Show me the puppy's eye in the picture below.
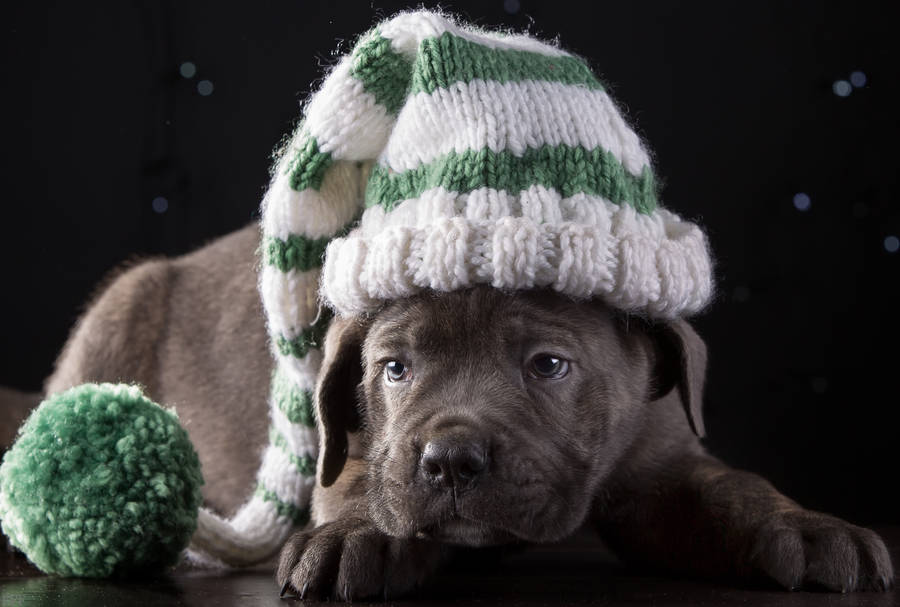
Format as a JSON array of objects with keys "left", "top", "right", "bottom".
[
  {"left": 527, "top": 354, "right": 569, "bottom": 380},
  {"left": 384, "top": 360, "right": 411, "bottom": 383}
]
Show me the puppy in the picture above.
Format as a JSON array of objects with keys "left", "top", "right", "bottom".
[
  {"left": 275, "top": 284, "right": 894, "bottom": 599},
  {"left": 3, "top": 225, "right": 893, "bottom": 598}
]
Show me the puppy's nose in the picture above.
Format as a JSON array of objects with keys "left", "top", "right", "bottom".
[{"left": 419, "top": 433, "right": 488, "bottom": 491}]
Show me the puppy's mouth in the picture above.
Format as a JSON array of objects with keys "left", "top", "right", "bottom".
[{"left": 414, "top": 515, "right": 516, "bottom": 547}]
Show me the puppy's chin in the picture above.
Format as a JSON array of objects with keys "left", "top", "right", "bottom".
[{"left": 414, "top": 518, "right": 515, "bottom": 547}]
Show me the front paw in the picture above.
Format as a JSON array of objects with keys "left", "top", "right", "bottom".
[
  {"left": 749, "top": 510, "right": 893, "bottom": 592},
  {"left": 276, "top": 517, "right": 444, "bottom": 600}
]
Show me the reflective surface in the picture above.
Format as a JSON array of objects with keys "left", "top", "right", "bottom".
[{"left": 2, "top": 526, "right": 897, "bottom": 606}]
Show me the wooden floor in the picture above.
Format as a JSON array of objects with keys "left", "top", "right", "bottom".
[{"left": 1, "top": 526, "right": 897, "bottom": 606}]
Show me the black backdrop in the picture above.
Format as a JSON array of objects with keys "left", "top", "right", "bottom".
[{"left": 2, "top": 1, "right": 898, "bottom": 525}]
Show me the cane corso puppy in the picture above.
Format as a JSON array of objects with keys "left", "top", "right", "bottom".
[
  {"left": 2, "top": 224, "right": 892, "bottom": 598},
  {"left": 275, "top": 281, "right": 893, "bottom": 599}
]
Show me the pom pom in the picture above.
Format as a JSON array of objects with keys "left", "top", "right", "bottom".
[{"left": 0, "top": 383, "right": 203, "bottom": 577}]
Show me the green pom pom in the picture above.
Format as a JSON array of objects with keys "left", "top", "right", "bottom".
[{"left": 0, "top": 383, "right": 203, "bottom": 577}]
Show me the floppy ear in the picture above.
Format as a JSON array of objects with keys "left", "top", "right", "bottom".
[
  {"left": 648, "top": 319, "right": 708, "bottom": 437},
  {"left": 315, "top": 315, "right": 367, "bottom": 487}
]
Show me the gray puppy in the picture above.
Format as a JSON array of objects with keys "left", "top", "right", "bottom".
[
  {"left": 2, "top": 225, "right": 893, "bottom": 599},
  {"left": 278, "top": 281, "right": 894, "bottom": 599}
]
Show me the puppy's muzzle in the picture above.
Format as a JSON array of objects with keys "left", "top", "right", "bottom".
[{"left": 419, "top": 425, "right": 489, "bottom": 492}]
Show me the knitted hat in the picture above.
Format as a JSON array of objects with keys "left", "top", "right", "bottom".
[{"left": 188, "top": 10, "right": 713, "bottom": 566}]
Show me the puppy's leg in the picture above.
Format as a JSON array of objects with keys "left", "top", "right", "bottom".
[
  {"left": 594, "top": 454, "right": 894, "bottom": 591},
  {"left": 277, "top": 458, "right": 449, "bottom": 600}
]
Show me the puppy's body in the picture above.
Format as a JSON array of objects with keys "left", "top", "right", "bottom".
[
  {"left": 4, "top": 225, "right": 892, "bottom": 597},
  {"left": 288, "top": 289, "right": 892, "bottom": 598}
]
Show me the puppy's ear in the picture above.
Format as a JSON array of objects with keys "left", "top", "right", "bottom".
[
  {"left": 649, "top": 319, "right": 707, "bottom": 437},
  {"left": 315, "top": 315, "right": 367, "bottom": 487}
]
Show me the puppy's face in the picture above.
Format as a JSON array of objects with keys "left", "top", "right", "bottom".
[{"left": 316, "top": 286, "right": 701, "bottom": 547}]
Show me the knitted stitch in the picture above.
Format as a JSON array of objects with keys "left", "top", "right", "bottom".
[{"left": 187, "top": 10, "right": 713, "bottom": 566}]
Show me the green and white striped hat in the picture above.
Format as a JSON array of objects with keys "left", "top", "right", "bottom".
[{"left": 189, "top": 10, "right": 713, "bottom": 566}]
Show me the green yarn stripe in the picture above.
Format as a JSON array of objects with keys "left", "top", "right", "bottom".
[
  {"left": 254, "top": 484, "right": 310, "bottom": 525},
  {"left": 269, "top": 427, "right": 316, "bottom": 477},
  {"left": 348, "top": 30, "right": 602, "bottom": 113},
  {"left": 276, "top": 308, "right": 333, "bottom": 360},
  {"left": 351, "top": 33, "right": 414, "bottom": 114},
  {"left": 264, "top": 233, "right": 331, "bottom": 273},
  {"left": 410, "top": 32, "right": 602, "bottom": 96},
  {"left": 285, "top": 136, "right": 332, "bottom": 192},
  {"left": 271, "top": 367, "right": 315, "bottom": 427},
  {"left": 264, "top": 218, "right": 359, "bottom": 273},
  {"left": 365, "top": 144, "right": 658, "bottom": 214}
]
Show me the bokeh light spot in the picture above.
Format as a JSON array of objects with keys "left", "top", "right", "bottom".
[
  {"left": 197, "top": 80, "right": 214, "bottom": 96},
  {"left": 832, "top": 80, "right": 852, "bottom": 97},
  {"left": 503, "top": 0, "right": 521, "bottom": 14},
  {"left": 793, "top": 192, "right": 811, "bottom": 212},
  {"left": 179, "top": 62, "right": 197, "bottom": 79},
  {"left": 152, "top": 196, "right": 168, "bottom": 214},
  {"left": 849, "top": 70, "right": 867, "bottom": 88},
  {"left": 885, "top": 235, "right": 899, "bottom": 254}
]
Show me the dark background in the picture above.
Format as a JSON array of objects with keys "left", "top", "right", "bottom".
[{"left": 2, "top": 1, "right": 897, "bottom": 525}]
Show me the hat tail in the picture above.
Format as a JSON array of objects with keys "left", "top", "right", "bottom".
[
  {"left": 188, "top": 28, "right": 415, "bottom": 567},
  {"left": 260, "top": 28, "right": 414, "bottom": 356}
]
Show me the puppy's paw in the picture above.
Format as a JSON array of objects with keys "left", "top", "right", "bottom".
[
  {"left": 749, "top": 510, "right": 893, "bottom": 592},
  {"left": 276, "top": 517, "right": 444, "bottom": 600}
]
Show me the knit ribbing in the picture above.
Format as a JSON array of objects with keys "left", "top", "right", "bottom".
[{"left": 321, "top": 203, "right": 711, "bottom": 318}]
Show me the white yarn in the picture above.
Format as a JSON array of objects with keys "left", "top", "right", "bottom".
[
  {"left": 386, "top": 80, "right": 651, "bottom": 175},
  {"left": 259, "top": 268, "right": 321, "bottom": 340},
  {"left": 302, "top": 58, "right": 396, "bottom": 160},
  {"left": 255, "top": 445, "right": 314, "bottom": 507},
  {"left": 281, "top": 349, "right": 324, "bottom": 393},
  {"left": 380, "top": 10, "right": 571, "bottom": 58},
  {"left": 361, "top": 185, "right": 625, "bottom": 235},
  {"left": 270, "top": 401, "right": 319, "bottom": 459},
  {"left": 321, "top": 195, "right": 711, "bottom": 318},
  {"left": 262, "top": 162, "right": 365, "bottom": 241},
  {"left": 190, "top": 506, "right": 294, "bottom": 566}
]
